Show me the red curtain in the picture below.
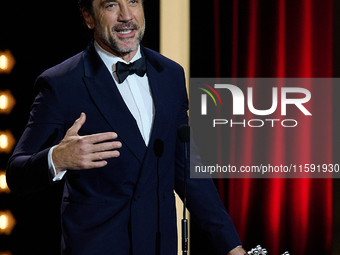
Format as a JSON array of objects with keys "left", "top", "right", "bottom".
[{"left": 213, "top": 0, "right": 333, "bottom": 254}]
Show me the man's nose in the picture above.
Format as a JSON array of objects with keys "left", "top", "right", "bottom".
[{"left": 118, "top": 4, "right": 133, "bottom": 22}]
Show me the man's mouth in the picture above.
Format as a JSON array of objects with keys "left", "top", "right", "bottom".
[
  {"left": 117, "top": 29, "right": 134, "bottom": 34},
  {"left": 115, "top": 22, "right": 138, "bottom": 36}
]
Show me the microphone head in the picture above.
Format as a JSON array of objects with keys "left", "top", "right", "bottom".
[
  {"left": 178, "top": 125, "right": 190, "bottom": 143},
  {"left": 154, "top": 139, "right": 164, "bottom": 158}
]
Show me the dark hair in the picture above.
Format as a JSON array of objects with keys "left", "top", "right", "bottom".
[
  {"left": 79, "top": 0, "right": 145, "bottom": 13},
  {"left": 78, "top": 0, "right": 94, "bottom": 13}
]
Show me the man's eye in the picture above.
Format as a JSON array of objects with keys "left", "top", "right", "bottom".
[{"left": 105, "top": 3, "right": 117, "bottom": 9}]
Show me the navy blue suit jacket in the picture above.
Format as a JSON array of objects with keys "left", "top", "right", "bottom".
[{"left": 7, "top": 42, "right": 241, "bottom": 255}]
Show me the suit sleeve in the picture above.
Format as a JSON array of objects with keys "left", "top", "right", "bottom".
[
  {"left": 173, "top": 68, "right": 242, "bottom": 254},
  {"left": 6, "top": 75, "right": 65, "bottom": 195}
]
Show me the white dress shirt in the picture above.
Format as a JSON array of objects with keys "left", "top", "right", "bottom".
[{"left": 49, "top": 41, "right": 154, "bottom": 181}]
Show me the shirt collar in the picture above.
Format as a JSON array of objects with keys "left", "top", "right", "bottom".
[{"left": 94, "top": 40, "right": 142, "bottom": 74}]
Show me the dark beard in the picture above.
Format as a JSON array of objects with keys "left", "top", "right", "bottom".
[{"left": 96, "top": 20, "right": 145, "bottom": 54}]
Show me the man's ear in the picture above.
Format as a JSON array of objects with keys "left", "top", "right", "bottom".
[{"left": 82, "top": 8, "right": 95, "bottom": 30}]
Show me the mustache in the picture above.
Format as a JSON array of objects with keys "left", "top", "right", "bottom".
[{"left": 114, "top": 21, "right": 139, "bottom": 31}]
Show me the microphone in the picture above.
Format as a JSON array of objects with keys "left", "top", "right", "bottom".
[
  {"left": 154, "top": 139, "right": 164, "bottom": 255},
  {"left": 177, "top": 125, "right": 190, "bottom": 255}
]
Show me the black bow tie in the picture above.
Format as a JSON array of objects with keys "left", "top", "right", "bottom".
[{"left": 115, "top": 57, "right": 147, "bottom": 83}]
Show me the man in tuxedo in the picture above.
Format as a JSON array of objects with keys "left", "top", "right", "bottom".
[{"left": 6, "top": 0, "right": 246, "bottom": 254}]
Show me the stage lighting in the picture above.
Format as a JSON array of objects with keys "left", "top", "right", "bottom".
[
  {"left": 0, "top": 210, "right": 16, "bottom": 235},
  {"left": 0, "top": 50, "right": 15, "bottom": 74},
  {"left": 0, "top": 131, "right": 15, "bottom": 154},
  {"left": 0, "top": 171, "right": 10, "bottom": 194},
  {"left": 0, "top": 251, "right": 12, "bottom": 255},
  {"left": 0, "top": 90, "right": 16, "bottom": 115}
]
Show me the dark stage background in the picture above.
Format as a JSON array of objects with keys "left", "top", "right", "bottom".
[{"left": 0, "top": 0, "right": 338, "bottom": 254}]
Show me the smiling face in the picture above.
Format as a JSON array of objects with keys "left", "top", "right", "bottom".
[{"left": 82, "top": 0, "right": 145, "bottom": 61}]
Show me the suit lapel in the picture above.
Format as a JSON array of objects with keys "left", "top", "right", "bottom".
[
  {"left": 132, "top": 47, "right": 175, "bottom": 197},
  {"left": 147, "top": 57, "right": 174, "bottom": 144},
  {"left": 82, "top": 43, "right": 147, "bottom": 164}
]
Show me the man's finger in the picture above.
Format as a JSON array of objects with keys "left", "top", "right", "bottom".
[
  {"left": 90, "top": 150, "right": 120, "bottom": 162},
  {"left": 83, "top": 132, "right": 118, "bottom": 145},
  {"left": 67, "top": 112, "right": 86, "bottom": 136},
  {"left": 90, "top": 141, "right": 122, "bottom": 154},
  {"left": 76, "top": 151, "right": 120, "bottom": 170}
]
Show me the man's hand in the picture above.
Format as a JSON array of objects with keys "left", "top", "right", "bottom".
[
  {"left": 227, "top": 246, "right": 247, "bottom": 255},
  {"left": 52, "top": 112, "right": 121, "bottom": 173}
]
